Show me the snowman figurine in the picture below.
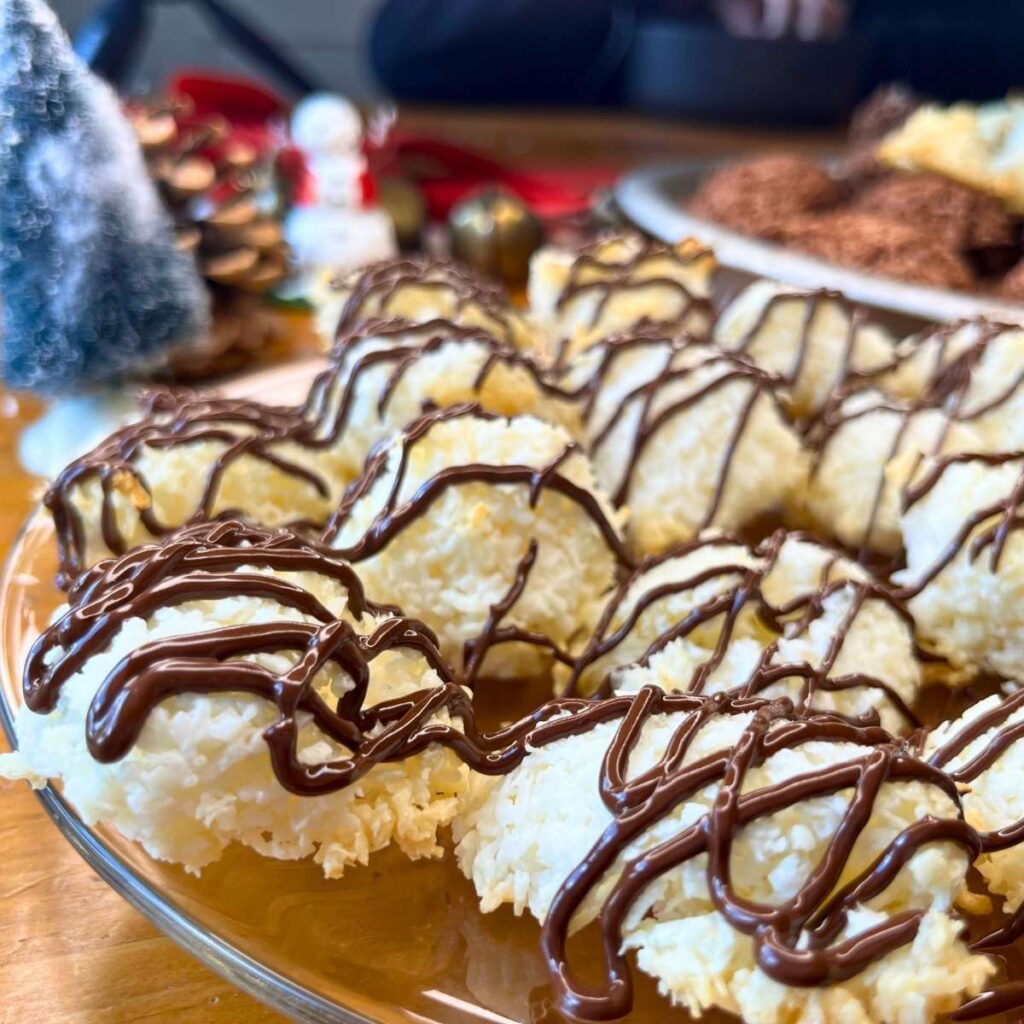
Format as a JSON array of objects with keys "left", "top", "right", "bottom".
[{"left": 284, "top": 93, "right": 395, "bottom": 292}]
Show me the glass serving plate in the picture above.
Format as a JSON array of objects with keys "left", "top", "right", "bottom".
[
  {"left": 0, "top": 361, "right": 720, "bottom": 1024},
  {"left": 1, "top": 361, "right": 1019, "bottom": 1024}
]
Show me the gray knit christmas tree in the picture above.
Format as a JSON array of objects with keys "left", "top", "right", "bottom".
[{"left": 0, "top": 0, "right": 210, "bottom": 394}]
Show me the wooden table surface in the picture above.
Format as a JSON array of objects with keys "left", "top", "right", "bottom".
[{"left": 0, "top": 109, "right": 832, "bottom": 1024}]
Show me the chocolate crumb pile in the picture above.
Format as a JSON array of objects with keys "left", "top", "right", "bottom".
[
  {"left": 689, "top": 153, "right": 844, "bottom": 240},
  {"left": 689, "top": 89, "right": 1024, "bottom": 296},
  {"left": 781, "top": 210, "right": 975, "bottom": 290}
]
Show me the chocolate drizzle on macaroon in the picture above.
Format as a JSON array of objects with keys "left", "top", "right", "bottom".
[
  {"left": 802, "top": 318, "right": 1024, "bottom": 562},
  {"left": 726, "top": 287, "right": 896, "bottom": 398},
  {"left": 555, "top": 235, "right": 714, "bottom": 317},
  {"left": 538, "top": 690, "right": 978, "bottom": 1021},
  {"left": 548, "top": 235, "right": 715, "bottom": 364},
  {"left": 46, "top": 318, "right": 567, "bottom": 587},
  {"left": 897, "top": 451, "right": 1024, "bottom": 595},
  {"left": 311, "top": 314, "right": 572, "bottom": 443},
  {"left": 565, "top": 529, "right": 920, "bottom": 729},
  {"left": 45, "top": 389, "right": 331, "bottom": 587},
  {"left": 323, "top": 402, "right": 629, "bottom": 563},
  {"left": 26, "top": 519, "right": 603, "bottom": 791},
  {"left": 926, "top": 686, "right": 1024, "bottom": 856},
  {"left": 567, "top": 326, "right": 790, "bottom": 516},
  {"left": 329, "top": 256, "right": 528, "bottom": 347},
  {"left": 922, "top": 688, "right": 1024, "bottom": 1021},
  {"left": 22, "top": 518, "right": 998, "bottom": 1021},
  {"left": 905, "top": 318, "right": 1024, "bottom": 422},
  {"left": 323, "top": 402, "right": 632, "bottom": 678},
  {"left": 804, "top": 387, "right": 952, "bottom": 561}
]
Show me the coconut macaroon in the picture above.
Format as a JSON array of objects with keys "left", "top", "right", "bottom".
[
  {"left": 562, "top": 534, "right": 761, "bottom": 696},
  {"left": 454, "top": 686, "right": 990, "bottom": 1024},
  {"left": 883, "top": 319, "right": 1024, "bottom": 452},
  {"left": 895, "top": 451, "right": 1024, "bottom": 679},
  {"left": 528, "top": 232, "right": 715, "bottom": 363},
  {"left": 305, "top": 316, "right": 580, "bottom": 480},
  {"left": 925, "top": 689, "right": 1024, "bottom": 917},
  {"left": 314, "top": 255, "right": 538, "bottom": 354},
  {"left": 714, "top": 280, "right": 898, "bottom": 418},
  {"left": 561, "top": 327, "right": 808, "bottom": 556},
  {"left": 0, "top": 521, "right": 470, "bottom": 877},
  {"left": 566, "top": 531, "right": 921, "bottom": 734},
  {"left": 882, "top": 320, "right": 997, "bottom": 402},
  {"left": 48, "top": 319, "right": 578, "bottom": 584},
  {"left": 323, "top": 403, "right": 629, "bottom": 680},
  {"left": 46, "top": 389, "right": 349, "bottom": 585},
  {"left": 799, "top": 388, "right": 982, "bottom": 557}
]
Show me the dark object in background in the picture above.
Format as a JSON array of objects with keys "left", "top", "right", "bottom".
[
  {"left": 72, "top": 0, "right": 145, "bottom": 83},
  {"left": 371, "top": 0, "right": 634, "bottom": 105},
  {"left": 372, "top": 0, "right": 1024, "bottom": 123},
  {"left": 370, "top": 0, "right": 851, "bottom": 111},
  {"left": 74, "top": 0, "right": 323, "bottom": 94},
  {"left": 620, "top": 18, "right": 869, "bottom": 123},
  {"left": 711, "top": 0, "right": 849, "bottom": 40},
  {"left": 859, "top": 0, "right": 1024, "bottom": 104}
]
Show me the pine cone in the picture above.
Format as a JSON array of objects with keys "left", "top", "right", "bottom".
[
  {"left": 128, "top": 99, "right": 290, "bottom": 377},
  {"left": 160, "top": 290, "right": 281, "bottom": 382},
  {"left": 130, "top": 99, "right": 289, "bottom": 293}
]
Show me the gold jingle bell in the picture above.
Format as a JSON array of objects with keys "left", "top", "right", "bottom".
[{"left": 449, "top": 188, "right": 544, "bottom": 286}]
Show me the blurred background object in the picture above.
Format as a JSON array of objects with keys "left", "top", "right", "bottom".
[
  {"left": 15, "top": 0, "right": 1024, "bottom": 403},
  {"left": 282, "top": 92, "right": 396, "bottom": 292},
  {"left": 55, "top": 0, "right": 374, "bottom": 97},
  {"left": 449, "top": 188, "right": 544, "bottom": 285},
  {"left": 70, "top": 0, "right": 325, "bottom": 93},
  {"left": 123, "top": 72, "right": 298, "bottom": 378},
  {"left": 0, "top": 0, "right": 210, "bottom": 395},
  {"left": 53, "top": 0, "right": 1024, "bottom": 123}
]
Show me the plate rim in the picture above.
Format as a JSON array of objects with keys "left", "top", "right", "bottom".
[{"left": 614, "top": 159, "right": 1024, "bottom": 326}]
